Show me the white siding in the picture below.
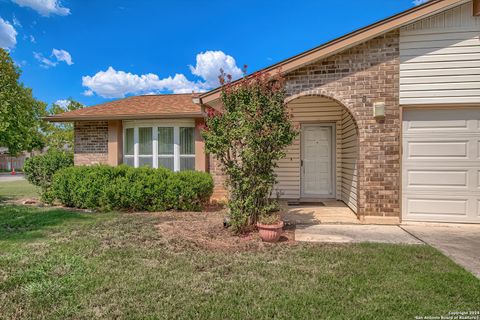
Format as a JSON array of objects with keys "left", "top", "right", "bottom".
[
  {"left": 400, "top": 1, "right": 480, "bottom": 105},
  {"left": 275, "top": 96, "right": 342, "bottom": 199},
  {"left": 341, "top": 110, "right": 358, "bottom": 213},
  {"left": 275, "top": 96, "right": 358, "bottom": 213}
]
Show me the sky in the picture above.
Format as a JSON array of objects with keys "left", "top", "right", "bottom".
[{"left": 0, "top": 0, "right": 427, "bottom": 109}]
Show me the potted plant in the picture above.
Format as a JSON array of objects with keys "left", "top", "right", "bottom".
[{"left": 257, "top": 213, "right": 284, "bottom": 243}]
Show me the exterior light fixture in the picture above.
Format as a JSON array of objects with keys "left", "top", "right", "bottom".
[{"left": 373, "top": 102, "right": 385, "bottom": 119}]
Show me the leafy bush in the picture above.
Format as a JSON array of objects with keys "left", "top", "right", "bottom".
[
  {"left": 202, "top": 69, "right": 297, "bottom": 233},
  {"left": 50, "top": 165, "right": 214, "bottom": 212},
  {"left": 23, "top": 149, "right": 73, "bottom": 200}
]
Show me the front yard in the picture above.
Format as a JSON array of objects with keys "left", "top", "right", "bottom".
[{"left": 0, "top": 180, "right": 479, "bottom": 319}]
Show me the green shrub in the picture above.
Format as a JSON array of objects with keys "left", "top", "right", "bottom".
[
  {"left": 23, "top": 149, "right": 73, "bottom": 200},
  {"left": 50, "top": 165, "right": 214, "bottom": 212}
]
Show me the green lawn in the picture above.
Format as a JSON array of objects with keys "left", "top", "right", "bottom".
[
  {"left": 0, "top": 179, "right": 39, "bottom": 201},
  {"left": 0, "top": 205, "right": 479, "bottom": 319}
]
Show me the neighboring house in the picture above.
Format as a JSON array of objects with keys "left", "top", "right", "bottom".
[
  {"left": 46, "top": 0, "right": 480, "bottom": 224},
  {"left": 0, "top": 148, "right": 31, "bottom": 171}
]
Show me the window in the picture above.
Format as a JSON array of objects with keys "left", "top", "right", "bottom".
[
  {"left": 180, "top": 127, "right": 195, "bottom": 171},
  {"left": 123, "top": 122, "right": 196, "bottom": 171},
  {"left": 124, "top": 128, "right": 134, "bottom": 167},
  {"left": 138, "top": 127, "right": 153, "bottom": 167},
  {"left": 158, "top": 127, "right": 174, "bottom": 170}
]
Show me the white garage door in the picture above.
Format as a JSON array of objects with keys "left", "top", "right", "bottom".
[{"left": 402, "top": 108, "right": 480, "bottom": 223}]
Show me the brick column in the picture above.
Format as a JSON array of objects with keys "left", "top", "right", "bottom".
[
  {"left": 108, "top": 120, "right": 123, "bottom": 166},
  {"left": 194, "top": 118, "right": 208, "bottom": 172}
]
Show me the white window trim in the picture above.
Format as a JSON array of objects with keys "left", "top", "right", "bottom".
[{"left": 123, "top": 120, "right": 195, "bottom": 172}]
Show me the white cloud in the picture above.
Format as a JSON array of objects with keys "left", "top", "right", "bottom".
[
  {"left": 33, "top": 51, "right": 57, "bottom": 68},
  {"left": 12, "top": 0, "right": 70, "bottom": 17},
  {"left": 81, "top": 67, "right": 204, "bottom": 98},
  {"left": 82, "top": 50, "right": 243, "bottom": 98},
  {"left": 12, "top": 15, "right": 22, "bottom": 27},
  {"left": 189, "top": 50, "right": 243, "bottom": 87},
  {"left": 29, "top": 35, "right": 35, "bottom": 43},
  {"left": 0, "top": 18, "right": 17, "bottom": 50},
  {"left": 54, "top": 99, "right": 70, "bottom": 109},
  {"left": 413, "top": 0, "right": 428, "bottom": 5},
  {"left": 34, "top": 48, "right": 73, "bottom": 68},
  {"left": 52, "top": 48, "right": 73, "bottom": 65}
]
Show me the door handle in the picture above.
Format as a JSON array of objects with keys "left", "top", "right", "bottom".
[{"left": 301, "top": 160, "right": 303, "bottom": 167}]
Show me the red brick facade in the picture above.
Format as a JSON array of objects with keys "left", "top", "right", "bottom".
[
  {"left": 74, "top": 121, "right": 109, "bottom": 165},
  {"left": 284, "top": 31, "right": 400, "bottom": 218},
  {"left": 210, "top": 31, "right": 401, "bottom": 219},
  {"left": 209, "top": 155, "right": 228, "bottom": 200}
]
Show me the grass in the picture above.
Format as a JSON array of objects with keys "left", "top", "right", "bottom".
[
  {"left": 0, "top": 179, "right": 39, "bottom": 201},
  {"left": 0, "top": 205, "right": 479, "bottom": 319}
]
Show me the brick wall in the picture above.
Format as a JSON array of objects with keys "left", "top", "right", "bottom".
[
  {"left": 209, "top": 155, "right": 228, "bottom": 201},
  {"left": 74, "top": 121, "right": 109, "bottom": 165},
  {"left": 284, "top": 31, "right": 400, "bottom": 218}
]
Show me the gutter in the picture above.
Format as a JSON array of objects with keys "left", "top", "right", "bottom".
[{"left": 43, "top": 112, "right": 205, "bottom": 122}]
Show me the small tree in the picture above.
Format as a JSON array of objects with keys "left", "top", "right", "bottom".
[
  {"left": 0, "top": 48, "right": 46, "bottom": 155},
  {"left": 44, "top": 98, "right": 85, "bottom": 150},
  {"left": 202, "top": 69, "right": 297, "bottom": 233}
]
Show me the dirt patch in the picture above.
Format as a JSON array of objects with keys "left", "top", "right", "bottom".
[{"left": 152, "top": 209, "right": 296, "bottom": 252}]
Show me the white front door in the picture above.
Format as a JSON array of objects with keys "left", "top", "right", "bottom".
[{"left": 301, "top": 124, "right": 334, "bottom": 198}]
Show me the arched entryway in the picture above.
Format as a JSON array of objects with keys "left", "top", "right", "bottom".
[{"left": 275, "top": 94, "right": 359, "bottom": 216}]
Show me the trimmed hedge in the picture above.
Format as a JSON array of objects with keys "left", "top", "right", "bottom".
[
  {"left": 49, "top": 165, "right": 214, "bottom": 212},
  {"left": 23, "top": 150, "right": 74, "bottom": 200}
]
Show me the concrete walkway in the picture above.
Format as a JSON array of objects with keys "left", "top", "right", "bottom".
[
  {"left": 295, "top": 223, "right": 480, "bottom": 278},
  {"left": 295, "top": 224, "right": 423, "bottom": 244},
  {"left": 0, "top": 173, "right": 25, "bottom": 182},
  {"left": 402, "top": 224, "right": 480, "bottom": 278}
]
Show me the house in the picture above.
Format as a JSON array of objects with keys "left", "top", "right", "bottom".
[{"left": 46, "top": 0, "right": 480, "bottom": 224}]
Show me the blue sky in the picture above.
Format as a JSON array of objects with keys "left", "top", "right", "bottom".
[{"left": 0, "top": 0, "right": 424, "bottom": 109}]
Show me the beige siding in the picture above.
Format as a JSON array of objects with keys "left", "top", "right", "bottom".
[
  {"left": 399, "top": 1, "right": 480, "bottom": 105},
  {"left": 340, "top": 110, "right": 358, "bottom": 213},
  {"left": 275, "top": 96, "right": 357, "bottom": 213}
]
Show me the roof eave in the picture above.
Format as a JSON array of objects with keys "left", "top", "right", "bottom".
[
  {"left": 199, "top": 0, "right": 467, "bottom": 105},
  {"left": 43, "top": 112, "right": 205, "bottom": 122}
]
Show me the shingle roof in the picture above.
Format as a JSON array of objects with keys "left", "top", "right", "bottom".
[{"left": 45, "top": 93, "right": 202, "bottom": 122}]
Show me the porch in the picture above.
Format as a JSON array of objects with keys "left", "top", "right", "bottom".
[
  {"left": 280, "top": 200, "right": 360, "bottom": 225},
  {"left": 274, "top": 94, "right": 359, "bottom": 223}
]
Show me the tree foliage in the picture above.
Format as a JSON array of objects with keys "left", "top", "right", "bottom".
[
  {"left": 0, "top": 48, "right": 46, "bottom": 155},
  {"left": 202, "top": 69, "right": 298, "bottom": 233},
  {"left": 44, "top": 98, "right": 84, "bottom": 150},
  {"left": 23, "top": 149, "right": 74, "bottom": 201}
]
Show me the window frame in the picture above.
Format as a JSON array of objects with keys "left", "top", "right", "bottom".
[
  {"left": 123, "top": 127, "right": 135, "bottom": 166},
  {"left": 179, "top": 127, "right": 196, "bottom": 171},
  {"left": 123, "top": 120, "right": 196, "bottom": 172}
]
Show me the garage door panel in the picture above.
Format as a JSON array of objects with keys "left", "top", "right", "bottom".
[
  {"left": 403, "top": 108, "right": 480, "bottom": 223},
  {"left": 403, "top": 195, "right": 479, "bottom": 223},
  {"left": 403, "top": 167, "right": 479, "bottom": 191},
  {"left": 406, "top": 170, "right": 468, "bottom": 188},
  {"left": 405, "top": 118, "right": 468, "bottom": 131},
  {"left": 403, "top": 109, "right": 480, "bottom": 133},
  {"left": 407, "top": 198, "right": 468, "bottom": 216},
  {"left": 407, "top": 140, "right": 468, "bottom": 159}
]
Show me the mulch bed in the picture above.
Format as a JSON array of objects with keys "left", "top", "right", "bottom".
[
  {"left": 152, "top": 206, "right": 296, "bottom": 252},
  {"left": 8, "top": 196, "right": 297, "bottom": 252}
]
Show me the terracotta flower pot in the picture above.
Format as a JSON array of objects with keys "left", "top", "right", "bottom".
[{"left": 257, "top": 221, "right": 284, "bottom": 243}]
